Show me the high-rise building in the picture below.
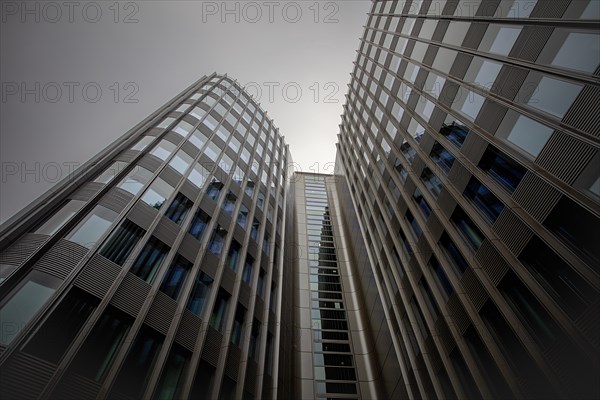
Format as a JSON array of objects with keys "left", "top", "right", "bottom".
[
  {"left": 334, "top": 0, "right": 599, "bottom": 399},
  {"left": 1, "top": 1, "right": 599, "bottom": 399},
  {"left": 0, "top": 73, "right": 292, "bottom": 400}
]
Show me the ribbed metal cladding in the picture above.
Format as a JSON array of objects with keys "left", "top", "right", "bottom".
[
  {"left": 0, "top": 352, "right": 56, "bottom": 400},
  {"left": 73, "top": 254, "right": 121, "bottom": 298},
  {"left": 0, "top": 233, "right": 47, "bottom": 266},
  {"left": 32, "top": 239, "right": 88, "bottom": 279},
  {"left": 51, "top": 372, "right": 101, "bottom": 400}
]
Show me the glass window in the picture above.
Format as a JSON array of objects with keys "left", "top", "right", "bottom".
[
  {"left": 251, "top": 219, "right": 260, "bottom": 240},
  {"left": 525, "top": 75, "right": 582, "bottom": 118},
  {"left": 150, "top": 139, "right": 177, "bottom": 161},
  {"left": 519, "top": 236, "right": 597, "bottom": 320},
  {"left": 500, "top": 112, "right": 553, "bottom": 157},
  {"left": 160, "top": 256, "right": 191, "bottom": 300},
  {"left": 478, "top": 145, "right": 526, "bottom": 192},
  {"left": 543, "top": 196, "right": 600, "bottom": 268},
  {"left": 237, "top": 204, "right": 249, "bottom": 229},
  {"left": 172, "top": 121, "right": 194, "bottom": 138},
  {"left": 0, "top": 270, "right": 61, "bottom": 345},
  {"left": 155, "top": 344, "right": 190, "bottom": 400},
  {"left": 443, "top": 21, "right": 470, "bottom": 46},
  {"left": 186, "top": 271, "right": 213, "bottom": 316},
  {"left": 242, "top": 256, "right": 254, "bottom": 284},
  {"left": 65, "top": 205, "right": 118, "bottom": 248},
  {"left": 421, "top": 167, "right": 443, "bottom": 197},
  {"left": 188, "top": 163, "right": 210, "bottom": 189},
  {"left": 24, "top": 287, "right": 98, "bottom": 364},
  {"left": 406, "top": 210, "right": 423, "bottom": 238},
  {"left": 204, "top": 142, "right": 220, "bottom": 162},
  {"left": 463, "top": 177, "right": 505, "bottom": 222},
  {"left": 70, "top": 306, "right": 131, "bottom": 382},
  {"left": 433, "top": 47, "right": 458, "bottom": 74},
  {"left": 413, "top": 187, "right": 432, "bottom": 218},
  {"left": 94, "top": 161, "right": 129, "bottom": 184},
  {"left": 188, "top": 208, "right": 211, "bottom": 240},
  {"left": 429, "top": 255, "right": 454, "bottom": 296},
  {"left": 479, "top": 25, "right": 522, "bottom": 56},
  {"left": 210, "top": 290, "right": 230, "bottom": 331},
  {"left": 430, "top": 142, "right": 455, "bottom": 173},
  {"left": 99, "top": 220, "right": 145, "bottom": 265},
  {"left": 465, "top": 58, "right": 503, "bottom": 90},
  {"left": 453, "top": 89, "right": 485, "bottom": 121},
  {"left": 140, "top": 177, "right": 174, "bottom": 210},
  {"left": 111, "top": 326, "right": 163, "bottom": 399},
  {"left": 165, "top": 193, "right": 193, "bottom": 225},
  {"left": 257, "top": 191, "right": 265, "bottom": 210},
  {"left": 225, "top": 241, "right": 241, "bottom": 271},
  {"left": 117, "top": 166, "right": 153, "bottom": 195},
  {"left": 439, "top": 232, "right": 469, "bottom": 274},
  {"left": 548, "top": 31, "right": 600, "bottom": 73},
  {"left": 130, "top": 237, "right": 169, "bottom": 283},
  {"left": 189, "top": 129, "right": 208, "bottom": 149},
  {"left": 494, "top": 0, "right": 537, "bottom": 18},
  {"left": 222, "top": 192, "right": 237, "bottom": 215},
  {"left": 440, "top": 120, "right": 469, "bottom": 148},
  {"left": 35, "top": 200, "right": 86, "bottom": 235},
  {"left": 451, "top": 207, "right": 484, "bottom": 250},
  {"left": 169, "top": 150, "right": 193, "bottom": 175},
  {"left": 206, "top": 179, "right": 223, "bottom": 201},
  {"left": 257, "top": 270, "right": 265, "bottom": 298},
  {"left": 131, "top": 136, "right": 154, "bottom": 151},
  {"left": 157, "top": 117, "right": 175, "bottom": 129},
  {"left": 208, "top": 225, "right": 227, "bottom": 255},
  {"left": 231, "top": 307, "right": 246, "bottom": 346}
]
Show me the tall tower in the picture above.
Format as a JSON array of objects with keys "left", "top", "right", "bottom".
[
  {"left": 334, "top": 0, "right": 600, "bottom": 399},
  {"left": 0, "top": 73, "right": 292, "bottom": 400}
]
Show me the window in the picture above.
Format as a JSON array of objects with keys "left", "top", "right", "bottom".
[
  {"left": 395, "top": 158, "right": 408, "bottom": 182},
  {"left": 117, "top": 166, "right": 153, "bottom": 195},
  {"left": 156, "top": 344, "right": 190, "bottom": 400},
  {"left": 150, "top": 139, "right": 177, "bottom": 161},
  {"left": 251, "top": 219, "right": 260, "bottom": 240},
  {"left": 412, "top": 187, "right": 432, "bottom": 218},
  {"left": 463, "top": 177, "right": 505, "bottom": 222},
  {"left": 406, "top": 210, "right": 423, "bottom": 238},
  {"left": 208, "top": 225, "right": 227, "bottom": 255},
  {"left": 499, "top": 112, "right": 553, "bottom": 157},
  {"left": 0, "top": 270, "right": 61, "bottom": 345},
  {"left": 429, "top": 255, "right": 454, "bottom": 296},
  {"left": 209, "top": 290, "right": 230, "bottom": 331},
  {"left": 439, "top": 232, "right": 469, "bottom": 274},
  {"left": 111, "top": 326, "right": 163, "bottom": 398},
  {"left": 188, "top": 208, "right": 211, "bottom": 240},
  {"left": 160, "top": 256, "right": 191, "bottom": 300},
  {"left": 206, "top": 179, "right": 223, "bottom": 201},
  {"left": 257, "top": 191, "right": 265, "bottom": 210},
  {"left": 421, "top": 167, "right": 443, "bottom": 197},
  {"left": 99, "top": 220, "right": 145, "bottom": 265},
  {"left": 453, "top": 89, "right": 485, "bottom": 121},
  {"left": 130, "top": 237, "right": 169, "bottom": 283},
  {"left": 430, "top": 142, "right": 455, "bottom": 173},
  {"left": 478, "top": 145, "right": 526, "bottom": 192},
  {"left": 165, "top": 193, "right": 193, "bottom": 225},
  {"left": 131, "top": 136, "right": 154, "bottom": 151},
  {"left": 140, "top": 177, "right": 174, "bottom": 210},
  {"left": 245, "top": 180, "right": 255, "bottom": 198},
  {"left": 157, "top": 117, "right": 175, "bottom": 129},
  {"left": 188, "top": 163, "right": 210, "bottom": 189},
  {"left": 451, "top": 207, "right": 484, "bottom": 250},
  {"left": 237, "top": 204, "right": 249, "bottom": 229},
  {"left": 186, "top": 271, "right": 213, "bottom": 316},
  {"left": 400, "top": 140, "right": 416, "bottom": 164},
  {"left": 94, "top": 161, "right": 128, "bottom": 184},
  {"left": 204, "top": 142, "right": 220, "bottom": 162},
  {"left": 242, "top": 256, "right": 254, "bottom": 284},
  {"left": 221, "top": 191, "right": 237, "bottom": 215},
  {"left": 248, "top": 319, "right": 261, "bottom": 361},
  {"left": 226, "top": 241, "right": 241, "bottom": 271},
  {"left": 524, "top": 75, "right": 582, "bottom": 118},
  {"left": 257, "top": 270, "right": 265, "bottom": 298},
  {"left": 168, "top": 150, "right": 193, "bottom": 175},
  {"left": 70, "top": 306, "right": 131, "bottom": 382},
  {"left": 65, "top": 205, "right": 118, "bottom": 248},
  {"left": 479, "top": 25, "right": 522, "bottom": 56},
  {"left": 443, "top": 21, "right": 470, "bottom": 46},
  {"left": 263, "top": 233, "right": 271, "bottom": 254},
  {"left": 465, "top": 58, "right": 503, "bottom": 91},
  {"left": 543, "top": 197, "right": 599, "bottom": 269},
  {"left": 24, "top": 287, "right": 98, "bottom": 363},
  {"left": 542, "top": 30, "right": 600, "bottom": 73},
  {"left": 189, "top": 129, "right": 208, "bottom": 149},
  {"left": 172, "top": 121, "right": 194, "bottom": 138},
  {"left": 35, "top": 200, "right": 85, "bottom": 235},
  {"left": 519, "top": 236, "right": 596, "bottom": 320},
  {"left": 231, "top": 306, "right": 246, "bottom": 346},
  {"left": 440, "top": 121, "right": 468, "bottom": 148}
]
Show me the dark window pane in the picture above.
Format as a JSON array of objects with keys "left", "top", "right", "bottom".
[
  {"left": 439, "top": 232, "right": 469, "bottom": 274},
  {"left": 130, "top": 237, "right": 170, "bottom": 282},
  {"left": 430, "top": 141, "right": 455, "bottom": 173},
  {"left": 226, "top": 241, "right": 241, "bottom": 271},
  {"left": 421, "top": 167, "right": 443, "bottom": 197},
  {"left": 186, "top": 272, "right": 213, "bottom": 316},
  {"left": 451, "top": 207, "right": 484, "bottom": 250},
  {"left": 463, "top": 177, "right": 505, "bottom": 222},
  {"left": 413, "top": 187, "right": 432, "bottom": 218},
  {"left": 188, "top": 208, "right": 211, "bottom": 240},
  {"left": 165, "top": 193, "right": 193, "bottom": 225},
  {"left": 155, "top": 344, "right": 190, "bottom": 400},
  {"left": 440, "top": 121, "right": 468, "bottom": 147},
  {"left": 429, "top": 255, "right": 454, "bottom": 296},
  {"left": 478, "top": 145, "right": 526, "bottom": 193},
  {"left": 160, "top": 256, "right": 192, "bottom": 300},
  {"left": 208, "top": 225, "right": 227, "bottom": 255},
  {"left": 100, "top": 220, "right": 145, "bottom": 266}
]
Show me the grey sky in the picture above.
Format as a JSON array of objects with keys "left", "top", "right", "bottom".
[{"left": 0, "top": 0, "right": 371, "bottom": 223}]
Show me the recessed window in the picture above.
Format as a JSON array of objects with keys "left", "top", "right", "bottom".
[
  {"left": 140, "top": 177, "right": 174, "bottom": 210},
  {"left": 172, "top": 121, "right": 194, "bottom": 138},
  {"left": 421, "top": 167, "right": 443, "bottom": 197},
  {"left": 100, "top": 220, "right": 145, "bottom": 265},
  {"left": 242, "top": 255, "right": 254, "bottom": 284},
  {"left": 465, "top": 58, "right": 503, "bottom": 90},
  {"left": 429, "top": 255, "right": 454, "bottom": 296},
  {"left": 479, "top": 25, "right": 522, "bottom": 56},
  {"left": 188, "top": 163, "right": 210, "bottom": 189},
  {"left": 226, "top": 241, "right": 242, "bottom": 271},
  {"left": 65, "top": 205, "right": 118, "bottom": 248},
  {"left": 188, "top": 208, "right": 211, "bottom": 240},
  {"left": 189, "top": 129, "right": 207, "bottom": 149},
  {"left": 430, "top": 142, "right": 455, "bottom": 173},
  {"left": 169, "top": 150, "right": 193, "bottom": 175},
  {"left": 160, "top": 256, "right": 192, "bottom": 300},
  {"left": 186, "top": 271, "right": 213, "bottom": 316},
  {"left": 453, "top": 89, "right": 485, "bottom": 121},
  {"left": 117, "top": 166, "right": 153, "bottom": 195},
  {"left": 209, "top": 290, "right": 230, "bottom": 331},
  {"left": 237, "top": 204, "right": 249, "bottom": 229},
  {"left": 208, "top": 225, "right": 227, "bottom": 255},
  {"left": 204, "top": 142, "right": 220, "bottom": 162},
  {"left": 440, "top": 120, "right": 469, "bottom": 148},
  {"left": 451, "top": 207, "right": 484, "bottom": 250},
  {"left": 35, "top": 199, "right": 86, "bottom": 236},
  {"left": 165, "top": 193, "right": 193, "bottom": 225},
  {"left": 206, "top": 179, "right": 223, "bottom": 201},
  {"left": 412, "top": 187, "right": 432, "bottom": 218},
  {"left": 478, "top": 145, "right": 526, "bottom": 192},
  {"left": 549, "top": 31, "right": 600, "bottom": 73},
  {"left": 221, "top": 191, "right": 237, "bottom": 215},
  {"left": 150, "top": 139, "right": 177, "bottom": 161},
  {"left": 94, "top": 161, "right": 129, "bottom": 184},
  {"left": 130, "top": 237, "right": 169, "bottom": 283},
  {"left": 524, "top": 75, "right": 582, "bottom": 118},
  {"left": 231, "top": 307, "right": 246, "bottom": 346},
  {"left": 439, "top": 232, "right": 469, "bottom": 274},
  {"left": 0, "top": 270, "right": 61, "bottom": 345},
  {"left": 463, "top": 177, "right": 505, "bottom": 222},
  {"left": 503, "top": 113, "right": 553, "bottom": 158},
  {"left": 155, "top": 344, "right": 190, "bottom": 400}
]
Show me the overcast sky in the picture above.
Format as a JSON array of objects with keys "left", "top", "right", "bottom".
[{"left": 0, "top": 0, "right": 371, "bottom": 223}]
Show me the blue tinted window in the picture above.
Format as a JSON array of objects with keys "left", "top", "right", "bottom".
[
  {"left": 463, "top": 177, "right": 505, "bottom": 222},
  {"left": 160, "top": 257, "right": 191, "bottom": 300},
  {"left": 130, "top": 237, "right": 169, "bottom": 283},
  {"left": 186, "top": 272, "right": 213, "bottom": 316},
  {"left": 451, "top": 207, "right": 484, "bottom": 250},
  {"left": 412, "top": 187, "right": 432, "bottom": 218},
  {"left": 430, "top": 142, "right": 455, "bottom": 173},
  {"left": 429, "top": 255, "right": 454, "bottom": 296},
  {"left": 478, "top": 146, "right": 525, "bottom": 193},
  {"left": 188, "top": 209, "right": 211, "bottom": 240},
  {"left": 165, "top": 193, "right": 193, "bottom": 225},
  {"left": 440, "top": 121, "right": 468, "bottom": 147},
  {"left": 439, "top": 232, "right": 469, "bottom": 273}
]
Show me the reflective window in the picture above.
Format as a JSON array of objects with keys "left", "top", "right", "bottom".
[
  {"left": 237, "top": 204, "right": 249, "bottom": 229},
  {"left": 432, "top": 47, "right": 458, "bottom": 74},
  {"left": 157, "top": 117, "right": 175, "bottom": 129},
  {"left": 547, "top": 30, "right": 600, "bottom": 73},
  {"left": 131, "top": 136, "right": 154, "bottom": 151},
  {"left": 140, "top": 177, "right": 174, "bottom": 209},
  {"left": 440, "top": 120, "right": 469, "bottom": 148},
  {"left": 188, "top": 163, "right": 210, "bottom": 189},
  {"left": 500, "top": 112, "right": 553, "bottom": 157},
  {"left": 225, "top": 241, "right": 241, "bottom": 271},
  {"left": 413, "top": 187, "right": 432, "bottom": 218},
  {"left": 130, "top": 237, "right": 169, "bottom": 283},
  {"left": 187, "top": 271, "right": 213, "bottom": 316},
  {"left": 208, "top": 225, "right": 227, "bottom": 255},
  {"left": 0, "top": 270, "right": 61, "bottom": 345},
  {"left": 479, "top": 25, "right": 522, "bottom": 56},
  {"left": 189, "top": 129, "right": 208, "bottom": 149},
  {"left": 478, "top": 145, "right": 526, "bottom": 192},
  {"left": 210, "top": 289, "right": 230, "bottom": 331},
  {"left": 463, "top": 177, "right": 505, "bottom": 222},
  {"left": 242, "top": 256, "right": 254, "bottom": 284},
  {"left": 429, "top": 255, "right": 453, "bottom": 296},
  {"left": 204, "top": 142, "right": 220, "bottom": 162},
  {"left": 165, "top": 193, "right": 193, "bottom": 225},
  {"left": 188, "top": 208, "right": 211, "bottom": 240},
  {"left": 94, "top": 161, "right": 129, "bottom": 184},
  {"left": 453, "top": 89, "right": 485, "bottom": 121},
  {"left": 525, "top": 75, "right": 582, "bottom": 118},
  {"left": 65, "top": 205, "right": 118, "bottom": 248},
  {"left": 206, "top": 179, "right": 223, "bottom": 201},
  {"left": 451, "top": 207, "right": 484, "bottom": 250},
  {"left": 222, "top": 191, "right": 237, "bottom": 215},
  {"left": 231, "top": 307, "right": 246, "bottom": 346},
  {"left": 155, "top": 344, "right": 190, "bottom": 400},
  {"left": 465, "top": 58, "right": 503, "bottom": 90},
  {"left": 35, "top": 200, "right": 86, "bottom": 235},
  {"left": 150, "top": 140, "right": 177, "bottom": 161},
  {"left": 117, "top": 166, "right": 153, "bottom": 195},
  {"left": 99, "top": 220, "right": 145, "bottom": 265},
  {"left": 430, "top": 141, "right": 455, "bottom": 173},
  {"left": 443, "top": 21, "right": 470, "bottom": 46},
  {"left": 160, "top": 256, "right": 191, "bottom": 300},
  {"left": 421, "top": 167, "right": 443, "bottom": 197},
  {"left": 172, "top": 121, "right": 194, "bottom": 138},
  {"left": 439, "top": 232, "right": 469, "bottom": 274}
]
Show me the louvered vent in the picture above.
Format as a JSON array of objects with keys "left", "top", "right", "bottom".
[
  {"left": 492, "top": 208, "right": 533, "bottom": 256},
  {"left": 512, "top": 172, "right": 561, "bottom": 222},
  {"left": 33, "top": 239, "right": 88, "bottom": 279},
  {"left": 225, "top": 346, "right": 242, "bottom": 381},
  {"left": 127, "top": 201, "right": 158, "bottom": 231},
  {"left": 461, "top": 23, "right": 487, "bottom": 50},
  {"left": 99, "top": 187, "right": 134, "bottom": 213},
  {"left": 475, "top": 240, "right": 510, "bottom": 286},
  {"left": 530, "top": 0, "right": 569, "bottom": 18},
  {"left": 201, "top": 326, "right": 223, "bottom": 367},
  {"left": 491, "top": 66, "right": 529, "bottom": 101},
  {"left": 110, "top": 273, "right": 151, "bottom": 317},
  {"left": 175, "top": 310, "right": 202, "bottom": 352},
  {"left": 0, "top": 351, "right": 56, "bottom": 400},
  {"left": 434, "top": 317, "right": 456, "bottom": 355},
  {"left": 0, "top": 233, "right": 47, "bottom": 266},
  {"left": 562, "top": 85, "right": 600, "bottom": 137},
  {"left": 50, "top": 372, "right": 101, "bottom": 400},
  {"left": 446, "top": 294, "right": 471, "bottom": 335},
  {"left": 509, "top": 26, "right": 554, "bottom": 62},
  {"left": 74, "top": 254, "right": 121, "bottom": 298},
  {"left": 144, "top": 291, "right": 178, "bottom": 335},
  {"left": 475, "top": 100, "right": 508, "bottom": 136},
  {"left": 69, "top": 182, "right": 104, "bottom": 202},
  {"left": 460, "top": 268, "right": 488, "bottom": 311},
  {"left": 535, "top": 133, "right": 598, "bottom": 185}
]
